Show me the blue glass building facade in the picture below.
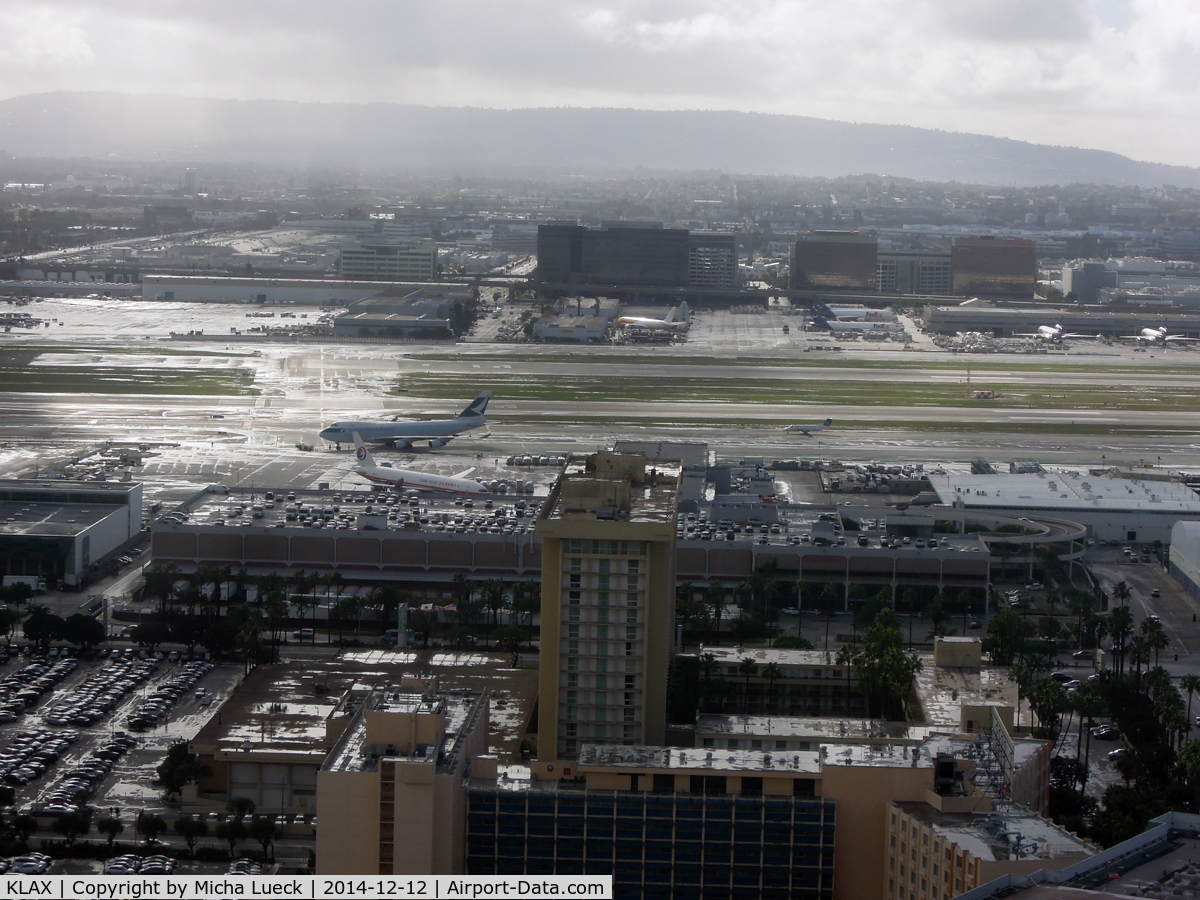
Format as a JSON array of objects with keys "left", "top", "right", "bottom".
[{"left": 467, "top": 787, "right": 836, "bottom": 900}]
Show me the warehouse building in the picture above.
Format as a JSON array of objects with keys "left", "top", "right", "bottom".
[
  {"left": 922, "top": 304, "right": 1200, "bottom": 337},
  {"left": 928, "top": 470, "right": 1200, "bottom": 544},
  {"left": 1170, "top": 520, "right": 1200, "bottom": 601},
  {"left": 0, "top": 479, "right": 143, "bottom": 588},
  {"left": 142, "top": 274, "right": 409, "bottom": 306}
]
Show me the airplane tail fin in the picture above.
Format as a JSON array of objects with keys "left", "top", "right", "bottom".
[
  {"left": 824, "top": 418, "right": 833, "bottom": 426},
  {"left": 812, "top": 316, "right": 832, "bottom": 330},
  {"left": 665, "top": 308, "right": 678, "bottom": 324},
  {"left": 352, "top": 432, "right": 376, "bottom": 468},
  {"left": 458, "top": 391, "right": 491, "bottom": 418}
]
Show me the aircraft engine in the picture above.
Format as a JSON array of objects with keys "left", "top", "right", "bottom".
[
  {"left": 428, "top": 439, "right": 449, "bottom": 448},
  {"left": 393, "top": 440, "right": 413, "bottom": 450}
]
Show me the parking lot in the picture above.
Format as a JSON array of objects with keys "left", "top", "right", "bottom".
[{"left": 0, "top": 647, "right": 244, "bottom": 866}]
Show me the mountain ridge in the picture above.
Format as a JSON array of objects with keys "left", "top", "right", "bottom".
[{"left": 0, "top": 91, "right": 1196, "bottom": 188}]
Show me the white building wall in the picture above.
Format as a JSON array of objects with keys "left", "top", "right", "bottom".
[
  {"left": 141, "top": 275, "right": 386, "bottom": 306},
  {"left": 1171, "top": 521, "right": 1200, "bottom": 600}
]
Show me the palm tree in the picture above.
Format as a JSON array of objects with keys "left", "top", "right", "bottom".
[
  {"left": 482, "top": 578, "right": 507, "bottom": 629},
  {"left": 1141, "top": 617, "right": 1170, "bottom": 667},
  {"left": 1072, "top": 685, "right": 1105, "bottom": 789},
  {"left": 1108, "top": 606, "right": 1134, "bottom": 676},
  {"left": 143, "top": 562, "right": 179, "bottom": 616},
  {"left": 761, "top": 662, "right": 782, "bottom": 714},
  {"left": 835, "top": 644, "right": 854, "bottom": 715},
  {"left": 698, "top": 652, "right": 721, "bottom": 713},
  {"left": 1181, "top": 674, "right": 1200, "bottom": 736},
  {"left": 737, "top": 657, "right": 758, "bottom": 712},
  {"left": 1112, "top": 580, "right": 1132, "bottom": 607}
]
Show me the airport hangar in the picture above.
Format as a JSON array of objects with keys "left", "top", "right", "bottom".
[
  {"left": 148, "top": 485, "right": 1092, "bottom": 607},
  {"left": 923, "top": 304, "right": 1200, "bottom": 337},
  {"left": 0, "top": 480, "right": 143, "bottom": 588}
]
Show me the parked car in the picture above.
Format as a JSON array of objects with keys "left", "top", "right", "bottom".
[
  {"left": 1091, "top": 725, "right": 1120, "bottom": 740},
  {"left": 1072, "top": 650, "right": 1094, "bottom": 661}
]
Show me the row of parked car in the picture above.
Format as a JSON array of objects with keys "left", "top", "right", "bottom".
[
  {"left": 0, "top": 852, "right": 52, "bottom": 874},
  {"left": 43, "top": 658, "right": 158, "bottom": 727},
  {"left": 0, "top": 657, "right": 78, "bottom": 723},
  {"left": 228, "top": 858, "right": 266, "bottom": 875},
  {"left": 127, "top": 661, "right": 212, "bottom": 731},
  {"left": 0, "top": 728, "right": 78, "bottom": 786},
  {"left": 104, "top": 854, "right": 176, "bottom": 875},
  {"left": 41, "top": 732, "right": 137, "bottom": 814}
]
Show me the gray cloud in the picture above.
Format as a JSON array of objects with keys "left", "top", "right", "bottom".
[{"left": 0, "top": 0, "right": 1197, "bottom": 166}]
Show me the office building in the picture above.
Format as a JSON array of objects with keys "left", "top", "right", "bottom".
[
  {"left": 1111, "top": 203, "right": 1160, "bottom": 225},
  {"left": 583, "top": 224, "right": 690, "bottom": 287},
  {"left": 535, "top": 452, "right": 681, "bottom": 760},
  {"left": 950, "top": 238, "right": 1036, "bottom": 297},
  {"left": 183, "top": 168, "right": 197, "bottom": 194},
  {"left": 340, "top": 242, "right": 438, "bottom": 281},
  {"left": 877, "top": 250, "right": 953, "bottom": 295},
  {"left": 688, "top": 232, "right": 739, "bottom": 290},
  {"left": 315, "top": 679, "right": 489, "bottom": 875},
  {"left": 1061, "top": 261, "right": 1113, "bottom": 302},
  {"left": 537, "top": 223, "right": 732, "bottom": 289},
  {"left": 492, "top": 224, "right": 539, "bottom": 254},
  {"left": 791, "top": 232, "right": 878, "bottom": 290}
]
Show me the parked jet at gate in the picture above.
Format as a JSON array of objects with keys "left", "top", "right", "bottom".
[
  {"left": 1119, "top": 326, "right": 1200, "bottom": 344},
  {"left": 784, "top": 418, "right": 833, "bottom": 435},
  {"left": 320, "top": 392, "right": 491, "bottom": 450},
  {"left": 351, "top": 433, "right": 488, "bottom": 495},
  {"left": 615, "top": 307, "right": 689, "bottom": 332}
]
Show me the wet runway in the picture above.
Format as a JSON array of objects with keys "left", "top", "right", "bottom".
[{"left": 2, "top": 296, "right": 1199, "bottom": 501}]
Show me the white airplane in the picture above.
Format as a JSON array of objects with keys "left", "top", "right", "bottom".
[
  {"left": 811, "top": 316, "right": 903, "bottom": 334},
  {"left": 784, "top": 418, "right": 833, "bottom": 435},
  {"left": 1119, "top": 326, "right": 1200, "bottom": 344},
  {"left": 350, "top": 433, "right": 488, "bottom": 495},
  {"left": 616, "top": 307, "right": 689, "bottom": 332},
  {"left": 1013, "top": 324, "right": 1097, "bottom": 342},
  {"left": 320, "top": 392, "right": 490, "bottom": 450}
]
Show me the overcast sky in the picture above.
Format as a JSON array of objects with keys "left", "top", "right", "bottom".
[{"left": 2, "top": 0, "right": 1198, "bottom": 167}]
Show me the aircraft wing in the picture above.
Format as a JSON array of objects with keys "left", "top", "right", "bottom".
[
  {"left": 1165, "top": 335, "right": 1200, "bottom": 342},
  {"left": 1012, "top": 332, "right": 1041, "bottom": 338},
  {"left": 1060, "top": 333, "right": 1100, "bottom": 339}
]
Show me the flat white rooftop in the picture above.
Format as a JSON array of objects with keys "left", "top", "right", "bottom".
[{"left": 929, "top": 470, "right": 1200, "bottom": 515}]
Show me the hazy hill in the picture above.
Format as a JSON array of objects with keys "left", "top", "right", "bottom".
[{"left": 1, "top": 91, "right": 1196, "bottom": 187}]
